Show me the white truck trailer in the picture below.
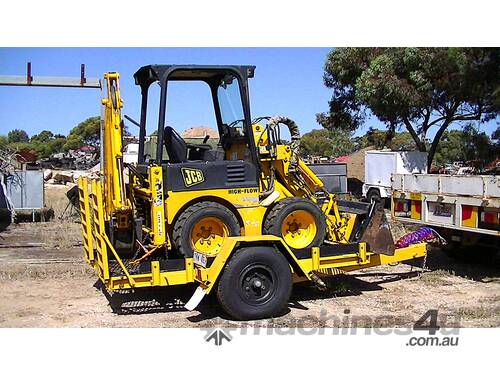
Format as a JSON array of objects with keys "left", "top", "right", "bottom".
[
  {"left": 362, "top": 150, "right": 428, "bottom": 203},
  {"left": 391, "top": 173, "right": 500, "bottom": 252}
]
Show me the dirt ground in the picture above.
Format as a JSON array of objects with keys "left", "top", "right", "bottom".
[{"left": 0, "top": 184, "right": 499, "bottom": 328}]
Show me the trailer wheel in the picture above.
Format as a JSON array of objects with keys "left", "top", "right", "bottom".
[
  {"left": 264, "top": 198, "right": 326, "bottom": 250},
  {"left": 173, "top": 201, "right": 240, "bottom": 257},
  {"left": 216, "top": 246, "right": 292, "bottom": 320}
]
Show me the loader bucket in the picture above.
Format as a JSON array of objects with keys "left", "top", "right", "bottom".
[
  {"left": 336, "top": 200, "right": 395, "bottom": 256},
  {"left": 359, "top": 207, "right": 395, "bottom": 255}
]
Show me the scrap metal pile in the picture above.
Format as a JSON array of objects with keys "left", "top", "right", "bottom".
[{"left": 33, "top": 148, "right": 98, "bottom": 171}]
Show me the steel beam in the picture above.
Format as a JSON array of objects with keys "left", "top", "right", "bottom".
[
  {"left": 0, "top": 75, "right": 101, "bottom": 88},
  {"left": 0, "top": 62, "right": 101, "bottom": 88}
]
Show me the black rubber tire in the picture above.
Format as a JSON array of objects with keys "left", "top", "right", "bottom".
[
  {"left": 172, "top": 201, "right": 240, "bottom": 257},
  {"left": 366, "top": 188, "right": 381, "bottom": 202},
  {"left": 216, "top": 246, "right": 292, "bottom": 320},
  {"left": 366, "top": 188, "right": 385, "bottom": 209},
  {"left": 263, "top": 197, "right": 326, "bottom": 250}
]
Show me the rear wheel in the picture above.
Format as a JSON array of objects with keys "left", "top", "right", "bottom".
[
  {"left": 367, "top": 188, "right": 385, "bottom": 208},
  {"left": 216, "top": 246, "right": 292, "bottom": 320},
  {"left": 172, "top": 201, "right": 240, "bottom": 257},
  {"left": 264, "top": 198, "right": 326, "bottom": 250}
]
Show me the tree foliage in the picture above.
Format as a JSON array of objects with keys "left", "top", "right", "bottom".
[
  {"left": 328, "top": 128, "right": 356, "bottom": 157},
  {"left": 433, "top": 130, "right": 467, "bottom": 166},
  {"left": 63, "top": 116, "right": 101, "bottom": 151},
  {"left": 353, "top": 127, "right": 417, "bottom": 151},
  {"left": 433, "top": 126, "right": 496, "bottom": 167},
  {"left": 31, "top": 130, "right": 54, "bottom": 144},
  {"left": 32, "top": 132, "right": 67, "bottom": 158},
  {"left": 1, "top": 116, "right": 103, "bottom": 158},
  {"left": 461, "top": 124, "right": 495, "bottom": 167},
  {"left": 0, "top": 135, "right": 8, "bottom": 149},
  {"left": 492, "top": 125, "right": 500, "bottom": 144},
  {"left": 7, "top": 129, "right": 29, "bottom": 143},
  {"left": 318, "top": 48, "right": 500, "bottom": 170},
  {"left": 300, "top": 128, "right": 354, "bottom": 158},
  {"left": 300, "top": 129, "right": 335, "bottom": 157}
]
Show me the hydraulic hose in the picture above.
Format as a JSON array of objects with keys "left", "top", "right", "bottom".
[{"left": 267, "top": 116, "right": 301, "bottom": 172}]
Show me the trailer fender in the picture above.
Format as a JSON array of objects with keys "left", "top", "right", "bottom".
[{"left": 185, "top": 235, "right": 311, "bottom": 311}]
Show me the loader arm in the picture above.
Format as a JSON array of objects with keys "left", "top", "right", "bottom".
[{"left": 253, "top": 116, "right": 394, "bottom": 253}]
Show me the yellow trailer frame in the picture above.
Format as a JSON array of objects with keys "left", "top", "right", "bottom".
[{"left": 78, "top": 176, "right": 426, "bottom": 307}]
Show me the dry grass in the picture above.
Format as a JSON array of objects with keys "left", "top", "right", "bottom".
[
  {"left": 456, "top": 306, "right": 496, "bottom": 320},
  {"left": 42, "top": 222, "right": 82, "bottom": 249},
  {"left": 18, "top": 221, "right": 82, "bottom": 249},
  {"left": 419, "top": 269, "right": 455, "bottom": 286},
  {"left": 41, "top": 184, "right": 82, "bottom": 248},
  {"left": 0, "top": 264, "right": 94, "bottom": 280},
  {"left": 44, "top": 184, "right": 76, "bottom": 218}
]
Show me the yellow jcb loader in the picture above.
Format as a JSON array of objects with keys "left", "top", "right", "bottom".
[{"left": 78, "top": 65, "right": 426, "bottom": 320}]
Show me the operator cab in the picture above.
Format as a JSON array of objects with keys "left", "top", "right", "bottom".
[{"left": 133, "top": 65, "right": 259, "bottom": 192}]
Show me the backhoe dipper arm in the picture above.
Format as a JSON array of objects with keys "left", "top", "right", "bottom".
[{"left": 101, "top": 72, "right": 131, "bottom": 216}]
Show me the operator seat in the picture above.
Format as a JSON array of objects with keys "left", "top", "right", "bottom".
[{"left": 164, "top": 126, "right": 187, "bottom": 163}]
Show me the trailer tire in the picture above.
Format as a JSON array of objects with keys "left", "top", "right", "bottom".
[
  {"left": 172, "top": 201, "right": 240, "bottom": 258},
  {"left": 216, "top": 246, "right": 292, "bottom": 320},
  {"left": 264, "top": 197, "right": 326, "bottom": 250}
]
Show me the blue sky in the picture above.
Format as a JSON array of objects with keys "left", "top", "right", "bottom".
[{"left": 0, "top": 48, "right": 497, "bottom": 139}]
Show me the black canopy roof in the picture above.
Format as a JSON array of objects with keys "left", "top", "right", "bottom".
[{"left": 133, "top": 64, "right": 256, "bottom": 87}]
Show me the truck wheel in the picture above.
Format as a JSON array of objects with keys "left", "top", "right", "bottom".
[
  {"left": 367, "top": 189, "right": 385, "bottom": 208},
  {"left": 264, "top": 197, "right": 326, "bottom": 250},
  {"left": 216, "top": 246, "right": 292, "bottom": 320},
  {"left": 172, "top": 201, "right": 240, "bottom": 257}
]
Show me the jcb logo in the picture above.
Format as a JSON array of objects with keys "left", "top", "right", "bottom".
[{"left": 181, "top": 168, "right": 205, "bottom": 187}]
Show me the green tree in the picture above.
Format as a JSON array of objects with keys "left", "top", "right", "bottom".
[
  {"left": 492, "top": 125, "right": 500, "bottom": 145},
  {"left": 433, "top": 126, "right": 496, "bottom": 167},
  {"left": 300, "top": 129, "right": 335, "bottom": 157},
  {"left": 462, "top": 124, "right": 495, "bottom": 167},
  {"left": 318, "top": 48, "right": 500, "bottom": 170},
  {"left": 329, "top": 128, "right": 355, "bottom": 157},
  {"left": 300, "top": 128, "right": 354, "bottom": 158},
  {"left": 492, "top": 126, "right": 500, "bottom": 162},
  {"left": 64, "top": 116, "right": 100, "bottom": 151},
  {"left": 48, "top": 135, "right": 67, "bottom": 155},
  {"left": 7, "top": 129, "right": 29, "bottom": 143},
  {"left": 362, "top": 127, "right": 388, "bottom": 149},
  {"left": 63, "top": 134, "right": 84, "bottom": 151},
  {"left": 29, "top": 131, "right": 67, "bottom": 158},
  {"left": 390, "top": 132, "right": 417, "bottom": 151},
  {"left": 6, "top": 141, "right": 35, "bottom": 153},
  {"left": 433, "top": 130, "right": 467, "bottom": 166},
  {"left": 0, "top": 135, "right": 8, "bottom": 149},
  {"left": 353, "top": 128, "right": 416, "bottom": 151},
  {"left": 30, "top": 130, "right": 54, "bottom": 144}
]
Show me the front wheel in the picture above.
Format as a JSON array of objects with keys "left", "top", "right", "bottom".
[
  {"left": 216, "top": 246, "right": 292, "bottom": 320},
  {"left": 264, "top": 197, "right": 326, "bottom": 250}
]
